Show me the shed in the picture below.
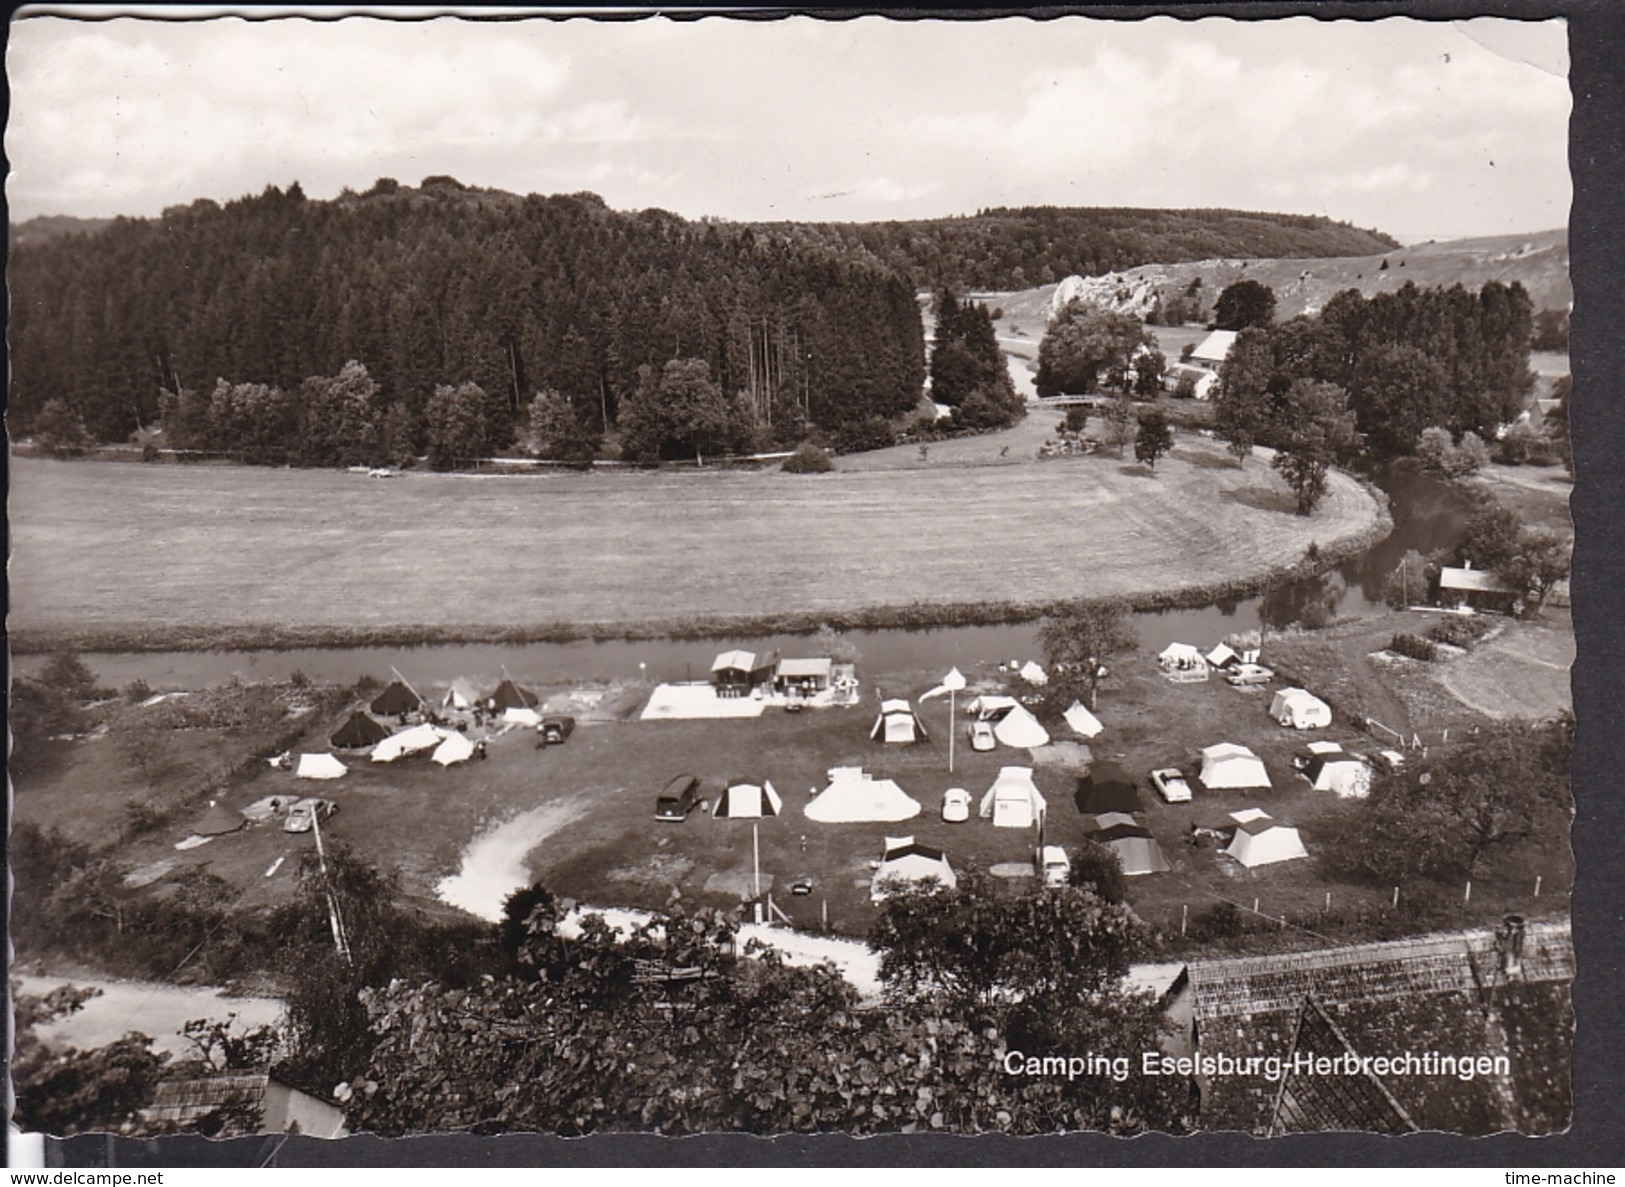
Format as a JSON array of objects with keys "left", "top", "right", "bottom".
[
  {"left": 775, "top": 657, "right": 834, "bottom": 695},
  {"left": 144, "top": 1075, "right": 348, "bottom": 1139},
  {"left": 1439, "top": 566, "right": 1519, "bottom": 613},
  {"left": 711, "top": 650, "right": 777, "bottom": 695}
]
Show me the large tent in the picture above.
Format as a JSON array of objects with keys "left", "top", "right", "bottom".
[
  {"left": 806, "top": 769, "right": 921, "bottom": 823},
  {"left": 1090, "top": 811, "right": 1139, "bottom": 832},
  {"left": 371, "top": 723, "right": 449, "bottom": 763},
  {"left": 370, "top": 681, "right": 422, "bottom": 717},
  {"left": 978, "top": 766, "right": 1048, "bottom": 829},
  {"left": 1224, "top": 820, "right": 1309, "bottom": 867},
  {"left": 1063, "top": 700, "right": 1104, "bottom": 739},
  {"left": 441, "top": 679, "right": 481, "bottom": 712},
  {"left": 993, "top": 704, "right": 1050, "bottom": 749},
  {"left": 191, "top": 802, "right": 245, "bottom": 836},
  {"left": 871, "top": 699, "right": 928, "bottom": 744},
  {"left": 1271, "top": 688, "right": 1332, "bottom": 729},
  {"left": 295, "top": 753, "right": 348, "bottom": 780},
  {"left": 330, "top": 711, "right": 390, "bottom": 750},
  {"left": 1088, "top": 823, "right": 1172, "bottom": 876},
  {"left": 501, "top": 706, "right": 543, "bottom": 728},
  {"left": 1302, "top": 748, "right": 1372, "bottom": 798},
  {"left": 1199, "top": 743, "right": 1272, "bottom": 790},
  {"left": 486, "top": 679, "right": 540, "bottom": 713},
  {"left": 966, "top": 694, "right": 1020, "bottom": 721},
  {"left": 1158, "top": 643, "right": 1206, "bottom": 672},
  {"left": 870, "top": 837, "right": 957, "bottom": 901},
  {"left": 714, "top": 780, "right": 784, "bottom": 818},
  {"left": 431, "top": 731, "right": 476, "bottom": 766},
  {"left": 1076, "top": 761, "right": 1144, "bottom": 816}
]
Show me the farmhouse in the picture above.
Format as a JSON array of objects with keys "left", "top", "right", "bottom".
[
  {"left": 711, "top": 649, "right": 777, "bottom": 696},
  {"left": 1439, "top": 564, "right": 1520, "bottom": 613},
  {"left": 1164, "top": 362, "right": 1221, "bottom": 401},
  {"left": 1189, "top": 329, "right": 1238, "bottom": 371}
]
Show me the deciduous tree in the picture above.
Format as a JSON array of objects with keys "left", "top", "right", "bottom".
[
  {"left": 1038, "top": 598, "right": 1138, "bottom": 710},
  {"left": 1134, "top": 407, "right": 1174, "bottom": 469},
  {"left": 1212, "top": 279, "right": 1276, "bottom": 331},
  {"left": 1269, "top": 379, "right": 1358, "bottom": 515}
]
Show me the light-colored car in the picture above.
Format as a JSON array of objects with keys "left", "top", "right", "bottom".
[
  {"left": 1225, "top": 664, "right": 1275, "bottom": 686},
  {"left": 1373, "top": 748, "right": 1407, "bottom": 774},
  {"left": 1150, "top": 768, "right": 1193, "bottom": 803},
  {"left": 1036, "top": 845, "right": 1071, "bottom": 887},
  {"left": 942, "top": 787, "right": 972, "bottom": 823},
  {"left": 967, "top": 721, "right": 996, "bottom": 752},
  {"left": 283, "top": 797, "right": 338, "bottom": 834}
]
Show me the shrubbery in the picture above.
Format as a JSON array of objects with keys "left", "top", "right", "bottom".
[
  {"left": 1415, "top": 426, "right": 1489, "bottom": 479},
  {"left": 1388, "top": 632, "right": 1439, "bottom": 661},
  {"left": 781, "top": 443, "right": 833, "bottom": 474},
  {"left": 1425, "top": 616, "right": 1494, "bottom": 648}
]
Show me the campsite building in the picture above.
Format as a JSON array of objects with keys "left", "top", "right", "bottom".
[
  {"left": 774, "top": 657, "right": 833, "bottom": 696},
  {"left": 711, "top": 650, "right": 778, "bottom": 696},
  {"left": 1439, "top": 564, "right": 1520, "bottom": 614},
  {"left": 144, "top": 1074, "right": 349, "bottom": 1139}
]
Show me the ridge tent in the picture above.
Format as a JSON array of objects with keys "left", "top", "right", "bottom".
[
  {"left": 966, "top": 694, "right": 1020, "bottom": 721},
  {"left": 295, "top": 753, "right": 347, "bottom": 780},
  {"left": 1087, "top": 823, "right": 1171, "bottom": 876},
  {"left": 431, "top": 732, "right": 476, "bottom": 766},
  {"left": 870, "top": 837, "right": 957, "bottom": 901},
  {"left": 806, "top": 770, "right": 921, "bottom": 824},
  {"left": 1019, "top": 661, "right": 1049, "bottom": 686},
  {"left": 486, "top": 680, "right": 540, "bottom": 713},
  {"left": 1224, "top": 821, "right": 1309, "bottom": 868},
  {"left": 993, "top": 704, "right": 1051, "bottom": 749},
  {"left": 1302, "top": 749, "right": 1372, "bottom": 798},
  {"left": 1230, "top": 808, "right": 1273, "bottom": 825},
  {"left": 501, "top": 706, "right": 543, "bottom": 728},
  {"left": 978, "top": 766, "right": 1048, "bottom": 829},
  {"left": 1206, "top": 643, "right": 1240, "bottom": 670},
  {"left": 871, "top": 699, "right": 928, "bottom": 744},
  {"left": 1091, "top": 811, "right": 1140, "bottom": 832},
  {"left": 1271, "top": 688, "right": 1332, "bottom": 729},
  {"left": 330, "top": 711, "right": 390, "bottom": 750},
  {"left": 1076, "top": 761, "right": 1144, "bottom": 816},
  {"left": 714, "top": 780, "right": 784, "bottom": 818},
  {"left": 192, "top": 802, "right": 245, "bottom": 836},
  {"left": 1063, "top": 700, "right": 1104, "bottom": 739},
  {"left": 370, "top": 681, "right": 421, "bottom": 717},
  {"left": 371, "top": 723, "right": 449, "bottom": 764},
  {"left": 1200, "top": 743, "right": 1272, "bottom": 790},
  {"left": 441, "top": 679, "right": 481, "bottom": 712}
]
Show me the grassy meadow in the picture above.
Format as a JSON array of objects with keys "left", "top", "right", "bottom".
[{"left": 10, "top": 433, "right": 1382, "bottom": 648}]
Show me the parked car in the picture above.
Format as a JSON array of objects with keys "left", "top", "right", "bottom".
[
  {"left": 283, "top": 797, "right": 338, "bottom": 834},
  {"left": 1150, "top": 768, "right": 1193, "bottom": 804},
  {"left": 1225, "top": 664, "right": 1275, "bottom": 686},
  {"left": 941, "top": 787, "right": 972, "bottom": 823},
  {"left": 967, "top": 720, "right": 996, "bottom": 752},
  {"left": 1036, "top": 845, "right": 1071, "bottom": 887},
  {"left": 790, "top": 876, "right": 814, "bottom": 896},
  {"left": 654, "top": 774, "right": 702, "bottom": 822},
  {"left": 537, "top": 715, "right": 576, "bottom": 745},
  {"left": 1373, "top": 748, "right": 1407, "bottom": 774}
]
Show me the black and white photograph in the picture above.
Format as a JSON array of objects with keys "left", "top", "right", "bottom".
[{"left": 6, "top": 4, "right": 1601, "bottom": 1161}]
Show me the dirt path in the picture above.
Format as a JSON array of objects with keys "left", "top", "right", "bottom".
[{"left": 436, "top": 799, "right": 589, "bottom": 921}]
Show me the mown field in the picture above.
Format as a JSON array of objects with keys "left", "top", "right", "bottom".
[{"left": 9, "top": 435, "right": 1382, "bottom": 647}]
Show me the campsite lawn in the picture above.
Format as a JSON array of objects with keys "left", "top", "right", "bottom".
[{"left": 9, "top": 434, "right": 1381, "bottom": 649}]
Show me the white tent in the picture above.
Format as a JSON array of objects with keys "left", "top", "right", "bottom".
[
  {"left": 870, "top": 838, "right": 957, "bottom": 901},
  {"left": 806, "top": 770, "right": 921, "bottom": 824},
  {"left": 993, "top": 704, "right": 1051, "bottom": 749},
  {"left": 1063, "top": 700, "right": 1104, "bottom": 739},
  {"left": 1303, "top": 749, "right": 1372, "bottom": 798},
  {"left": 1206, "top": 643, "right": 1239, "bottom": 670},
  {"left": 502, "top": 706, "right": 544, "bottom": 728},
  {"left": 1019, "top": 661, "right": 1049, "bottom": 686},
  {"left": 431, "top": 731, "right": 476, "bottom": 766},
  {"left": 1230, "top": 808, "right": 1273, "bottom": 825},
  {"left": 966, "top": 694, "right": 1020, "bottom": 721},
  {"left": 371, "top": 723, "right": 449, "bottom": 763},
  {"left": 1271, "top": 688, "right": 1332, "bottom": 729},
  {"left": 441, "top": 679, "right": 480, "bottom": 711},
  {"left": 1159, "top": 642, "right": 1205, "bottom": 671},
  {"left": 713, "top": 780, "right": 784, "bottom": 818},
  {"left": 978, "top": 766, "right": 1048, "bottom": 829},
  {"left": 871, "top": 699, "right": 928, "bottom": 744},
  {"left": 1225, "top": 822, "right": 1309, "bottom": 867},
  {"left": 295, "top": 753, "right": 347, "bottom": 780},
  {"left": 1199, "top": 742, "right": 1272, "bottom": 790}
]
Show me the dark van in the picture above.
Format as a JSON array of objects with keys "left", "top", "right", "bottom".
[
  {"left": 538, "top": 715, "right": 576, "bottom": 745},
  {"left": 654, "top": 774, "right": 702, "bottom": 822}
]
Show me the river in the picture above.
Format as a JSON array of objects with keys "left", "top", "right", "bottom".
[{"left": 19, "top": 467, "right": 1474, "bottom": 691}]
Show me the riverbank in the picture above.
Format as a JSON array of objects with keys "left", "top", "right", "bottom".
[{"left": 10, "top": 441, "right": 1389, "bottom": 656}]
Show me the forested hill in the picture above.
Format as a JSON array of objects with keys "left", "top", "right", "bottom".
[
  {"left": 751, "top": 207, "right": 1401, "bottom": 293},
  {"left": 8, "top": 180, "right": 925, "bottom": 448}
]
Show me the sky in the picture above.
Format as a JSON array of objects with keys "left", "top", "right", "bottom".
[{"left": 5, "top": 9, "right": 1572, "bottom": 242}]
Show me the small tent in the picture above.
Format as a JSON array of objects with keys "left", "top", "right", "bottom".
[
  {"left": 1206, "top": 642, "right": 1240, "bottom": 670},
  {"left": 870, "top": 837, "right": 957, "bottom": 901},
  {"left": 501, "top": 706, "right": 543, "bottom": 728},
  {"left": 978, "top": 767, "right": 1048, "bottom": 829},
  {"left": 486, "top": 679, "right": 540, "bottom": 713},
  {"left": 1302, "top": 749, "right": 1372, "bottom": 798},
  {"left": 1063, "top": 700, "right": 1104, "bottom": 739},
  {"left": 993, "top": 704, "right": 1050, "bottom": 749},
  {"left": 371, "top": 723, "right": 448, "bottom": 764},
  {"left": 370, "top": 681, "right": 421, "bottom": 717},
  {"left": 295, "top": 753, "right": 347, "bottom": 780},
  {"left": 192, "top": 802, "right": 245, "bottom": 836},
  {"left": 1200, "top": 743, "right": 1272, "bottom": 790},
  {"left": 1019, "top": 661, "right": 1049, "bottom": 686},
  {"left": 1224, "top": 821, "right": 1309, "bottom": 867},
  {"left": 806, "top": 769, "right": 921, "bottom": 823},
  {"left": 1089, "top": 823, "right": 1171, "bottom": 876},
  {"left": 1076, "top": 761, "right": 1144, "bottom": 816},
  {"left": 431, "top": 731, "right": 476, "bottom": 767},
  {"left": 441, "top": 679, "right": 481, "bottom": 712},
  {"left": 871, "top": 699, "right": 928, "bottom": 744},
  {"left": 714, "top": 780, "right": 784, "bottom": 818},
  {"left": 1271, "top": 688, "right": 1332, "bottom": 730},
  {"left": 330, "top": 711, "right": 390, "bottom": 750}
]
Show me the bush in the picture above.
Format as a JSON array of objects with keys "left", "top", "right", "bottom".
[
  {"left": 781, "top": 443, "right": 833, "bottom": 474},
  {"left": 1062, "top": 405, "right": 1091, "bottom": 434},
  {"left": 1425, "top": 616, "right": 1493, "bottom": 648},
  {"left": 1497, "top": 421, "right": 1560, "bottom": 466},
  {"left": 1388, "top": 632, "right": 1438, "bottom": 661},
  {"left": 833, "top": 417, "right": 896, "bottom": 454},
  {"left": 1068, "top": 845, "right": 1128, "bottom": 904},
  {"left": 124, "top": 678, "right": 153, "bottom": 703}
]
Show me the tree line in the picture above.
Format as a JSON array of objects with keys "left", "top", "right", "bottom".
[{"left": 10, "top": 179, "right": 925, "bottom": 462}]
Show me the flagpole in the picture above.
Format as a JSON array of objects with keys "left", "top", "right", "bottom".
[{"left": 949, "top": 686, "right": 956, "bottom": 774}]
